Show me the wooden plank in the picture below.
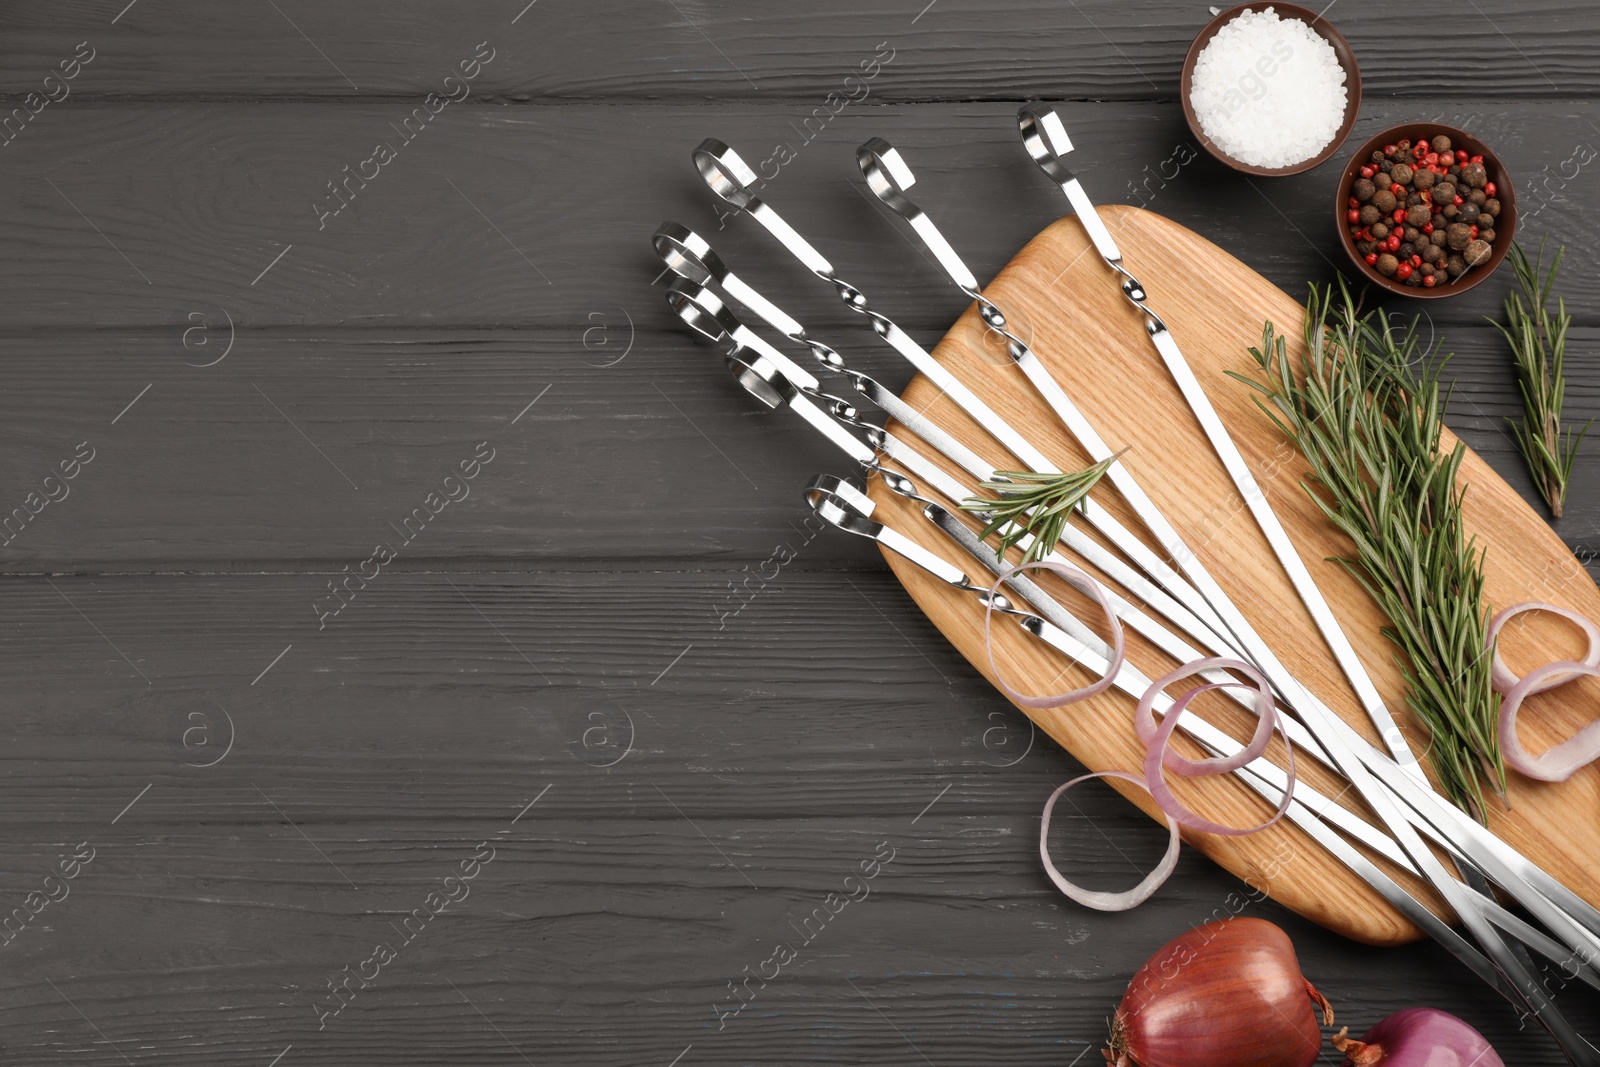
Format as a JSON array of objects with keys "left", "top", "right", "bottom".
[
  {"left": 1, "top": 325, "right": 1597, "bottom": 569},
  {"left": 874, "top": 208, "right": 1600, "bottom": 944},
  {"left": 0, "top": 570, "right": 1593, "bottom": 1064},
  {"left": 1, "top": 1, "right": 1594, "bottom": 100},
  {"left": 0, "top": 102, "right": 1595, "bottom": 332}
]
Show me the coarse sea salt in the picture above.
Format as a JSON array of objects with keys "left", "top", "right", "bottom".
[{"left": 1189, "top": 6, "right": 1348, "bottom": 169}]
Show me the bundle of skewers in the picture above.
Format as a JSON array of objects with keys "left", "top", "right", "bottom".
[{"left": 654, "top": 103, "right": 1600, "bottom": 1063}]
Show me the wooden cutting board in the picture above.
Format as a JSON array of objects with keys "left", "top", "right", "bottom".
[{"left": 867, "top": 205, "right": 1600, "bottom": 946}]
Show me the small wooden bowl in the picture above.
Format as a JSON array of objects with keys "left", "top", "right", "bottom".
[
  {"left": 1180, "top": 3, "right": 1361, "bottom": 177},
  {"left": 1334, "top": 123, "right": 1517, "bottom": 299}
]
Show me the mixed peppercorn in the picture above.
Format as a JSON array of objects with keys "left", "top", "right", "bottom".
[{"left": 1345, "top": 133, "right": 1501, "bottom": 289}]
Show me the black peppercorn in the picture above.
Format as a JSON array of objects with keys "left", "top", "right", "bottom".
[
  {"left": 1371, "top": 150, "right": 1385, "bottom": 164},
  {"left": 1459, "top": 201, "right": 1481, "bottom": 224},
  {"left": 1432, "top": 134, "right": 1452, "bottom": 153},
  {"left": 1379, "top": 160, "right": 1394, "bottom": 173},
  {"left": 1353, "top": 178, "right": 1376, "bottom": 201},
  {"left": 1376, "top": 253, "right": 1399, "bottom": 277},
  {"left": 1399, "top": 241, "right": 1416, "bottom": 258},
  {"left": 1446, "top": 222, "right": 1473, "bottom": 250},
  {"left": 1405, "top": 272, "right": 1424, "bottom": 287}
]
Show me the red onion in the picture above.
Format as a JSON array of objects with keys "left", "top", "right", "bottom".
[
  {"left": 1135, "top": 659, "right": 1296, "bottom": 835},
  {"left": 1481, "top": 601, "right": 1600, "bottom": 781},
  {"left": 1038, "top": 771, "right": 1179, "bottom": 912},
  {"left": 1107, "top": 917, "right": 1333, "bottom": 1067},
  {"left": 1485, "top": 600, "right": 1600, "bottom": 694},
  {"left": 1497, "top": 659, "right": 1600, "bottom": 782},
  {"left": 1332, "top": 1006, "right": 1502, "bottom": 1066},
  {"left": 983, "top": 560, "right": 1124, "bottom": 708}
]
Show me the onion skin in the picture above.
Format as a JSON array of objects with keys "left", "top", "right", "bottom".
[
  {"left": 1333, "top": 1007, "right": 1503, "bottom": 1067},
  {"left": 1107, "top": 918, "right": 1332, "bottom": 1067}
]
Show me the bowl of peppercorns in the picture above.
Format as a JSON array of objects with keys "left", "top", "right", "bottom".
[{"left": 1338, "top": 123, "right": 1516, "bottom": 297}]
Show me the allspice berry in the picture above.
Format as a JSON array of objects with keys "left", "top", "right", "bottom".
[
  {"left": 1423, "top": 243, "right": 1445, "bottom": 264},
  {"left": 1459, "top": 201, "right": 1481, "bottom": 224},
  {"left": 1414, "top": 169, "right": 1437, "bottom": 189},
  {"left": 1484, "top": 198, "right": 1501, "bottom": 217},
  {"left": 1479, "top": 227, "right": 1497, "bottom": 243},
  {"left": 1431, "top": 230, "right": 1448, "bottom": 247},
  {"left": 1468, "top": 188, "right": 1487, "bottom": 206},
  {"left": 1446, "top": 222, "right": 1473, "bottom": 250},
  {"left": 1360, "top": 204, "right": 1382, "bottom": 225},
  {"left": 1459, "top": 162, "right": 1488, "bottom": 188},
  {"left": 1376, "top": 253, "right": 1399, "bottom": 277},
  {"left": 1370, "top": 221, "right": 1390, "bottom": 239},
  {"left": 1433, "top": 182, "right": 1456, "bottom": 203},
  {"left": 1406, "top": 204, "right": 1431, "bottom": 227},
  {"left": 1432, "top": 134, "right": 1452, "bottom": 153},
  {"left": 1403, "top": 225, "right": 1421, "bottom": 242},
  {"left": 1353, "top": 178, "right": 1376, "bottom": 201},
  {"left": 1446, "top": 253, "right": 1468, "bottom": 276},
  {"left": 1372, "top": 189, "right": 1398, "bottom": 212},
  {"left": 1390, "top": 163, "right": 1415, "bottom": 185},
  {"left": 1464, "top": 239, "right": 1493, "bottom": 266}
]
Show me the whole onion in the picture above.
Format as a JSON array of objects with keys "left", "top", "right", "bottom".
[
  {"left": 1333, "top": 1007, "right": 1503, "bottom": 1066},
  {"left": 1106, "top": 918, "right": 1333, "bottom": 1067}
]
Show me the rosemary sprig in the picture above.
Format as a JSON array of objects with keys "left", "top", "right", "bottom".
[
  {"left": 1230, "top": 279, "right": 1504, "bottom": 820},
  {"left": 1492, "top": 240, "right": 1591, "bottom": 519},
  {"left": 959, "top": 452, "right": 1124, "bottom": 565}
]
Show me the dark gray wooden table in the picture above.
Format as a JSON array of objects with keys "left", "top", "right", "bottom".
[{"left": 2, "top": 2, "right": 1597, "bottom": 1063}]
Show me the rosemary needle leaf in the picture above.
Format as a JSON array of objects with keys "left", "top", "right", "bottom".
[
  {"left": 1494, "top": 240, "right": 1592, "bottom": 519},
  {"left": 1240, "top": 278, "right": 1503, "bottom": 820},
  {"left": 959, "top": 450, "right": 1127, "bottom": 565}
]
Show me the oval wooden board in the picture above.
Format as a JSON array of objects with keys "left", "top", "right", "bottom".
[{"left": 867, "top": 205, "right": 1600, "bottom": 946}]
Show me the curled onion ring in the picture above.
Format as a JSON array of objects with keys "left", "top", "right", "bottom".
[
  {"left": 982, "top": 560, "right": 1125, "bottom": 708},
  {"left": 1039, "top": 771, "right": 1180, "bottom": 911},
  {"left": 1498, "top": 659, "right": 1600, "bottom": 783},
  {"left": 1139, "top": 658, "right": 1296, "bottom": 835},
  {"left": 1486, "top": 601, "right": 1600, "bottom": 695},
  {"left": 1134, "top": 659, "right": 1275, "bottom": 777}
]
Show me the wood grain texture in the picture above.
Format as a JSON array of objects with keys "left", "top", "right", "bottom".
[
  {"left": 5, "top": 324, "right": 1596, "bottom": 570},
  {"left": 1, "top": 569, "right": 1594, "bottom": 1064},
  {"left": 0, "top": 102, "right": 1597, "bottom": 333},
  {"left": 1, "top": 1, "right": 1594, "bottom": 100},
  {"left": 2, "top": 1, "right": 1598, "bottom": 1063},
  {"left": 872, "top": 207, "right": 1600, "bottom": 944}
]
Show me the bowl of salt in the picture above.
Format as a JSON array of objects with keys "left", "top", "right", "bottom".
[{"left": 1181, "top": 3, "right": 1361, "bottom": 177}]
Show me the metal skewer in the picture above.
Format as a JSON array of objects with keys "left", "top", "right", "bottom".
[
  {"left": 1013, "top": 102, "right": 1420, "bottom": 780},
  {"left": 664, "top": 230, "right": 1600, "bottom": 985},
  {"left": 804, "top": 474, "right": 1600, "bottom": 994},
  {"left": 1010, "top": 103, "right": 1597, "bottom": 1060}
]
